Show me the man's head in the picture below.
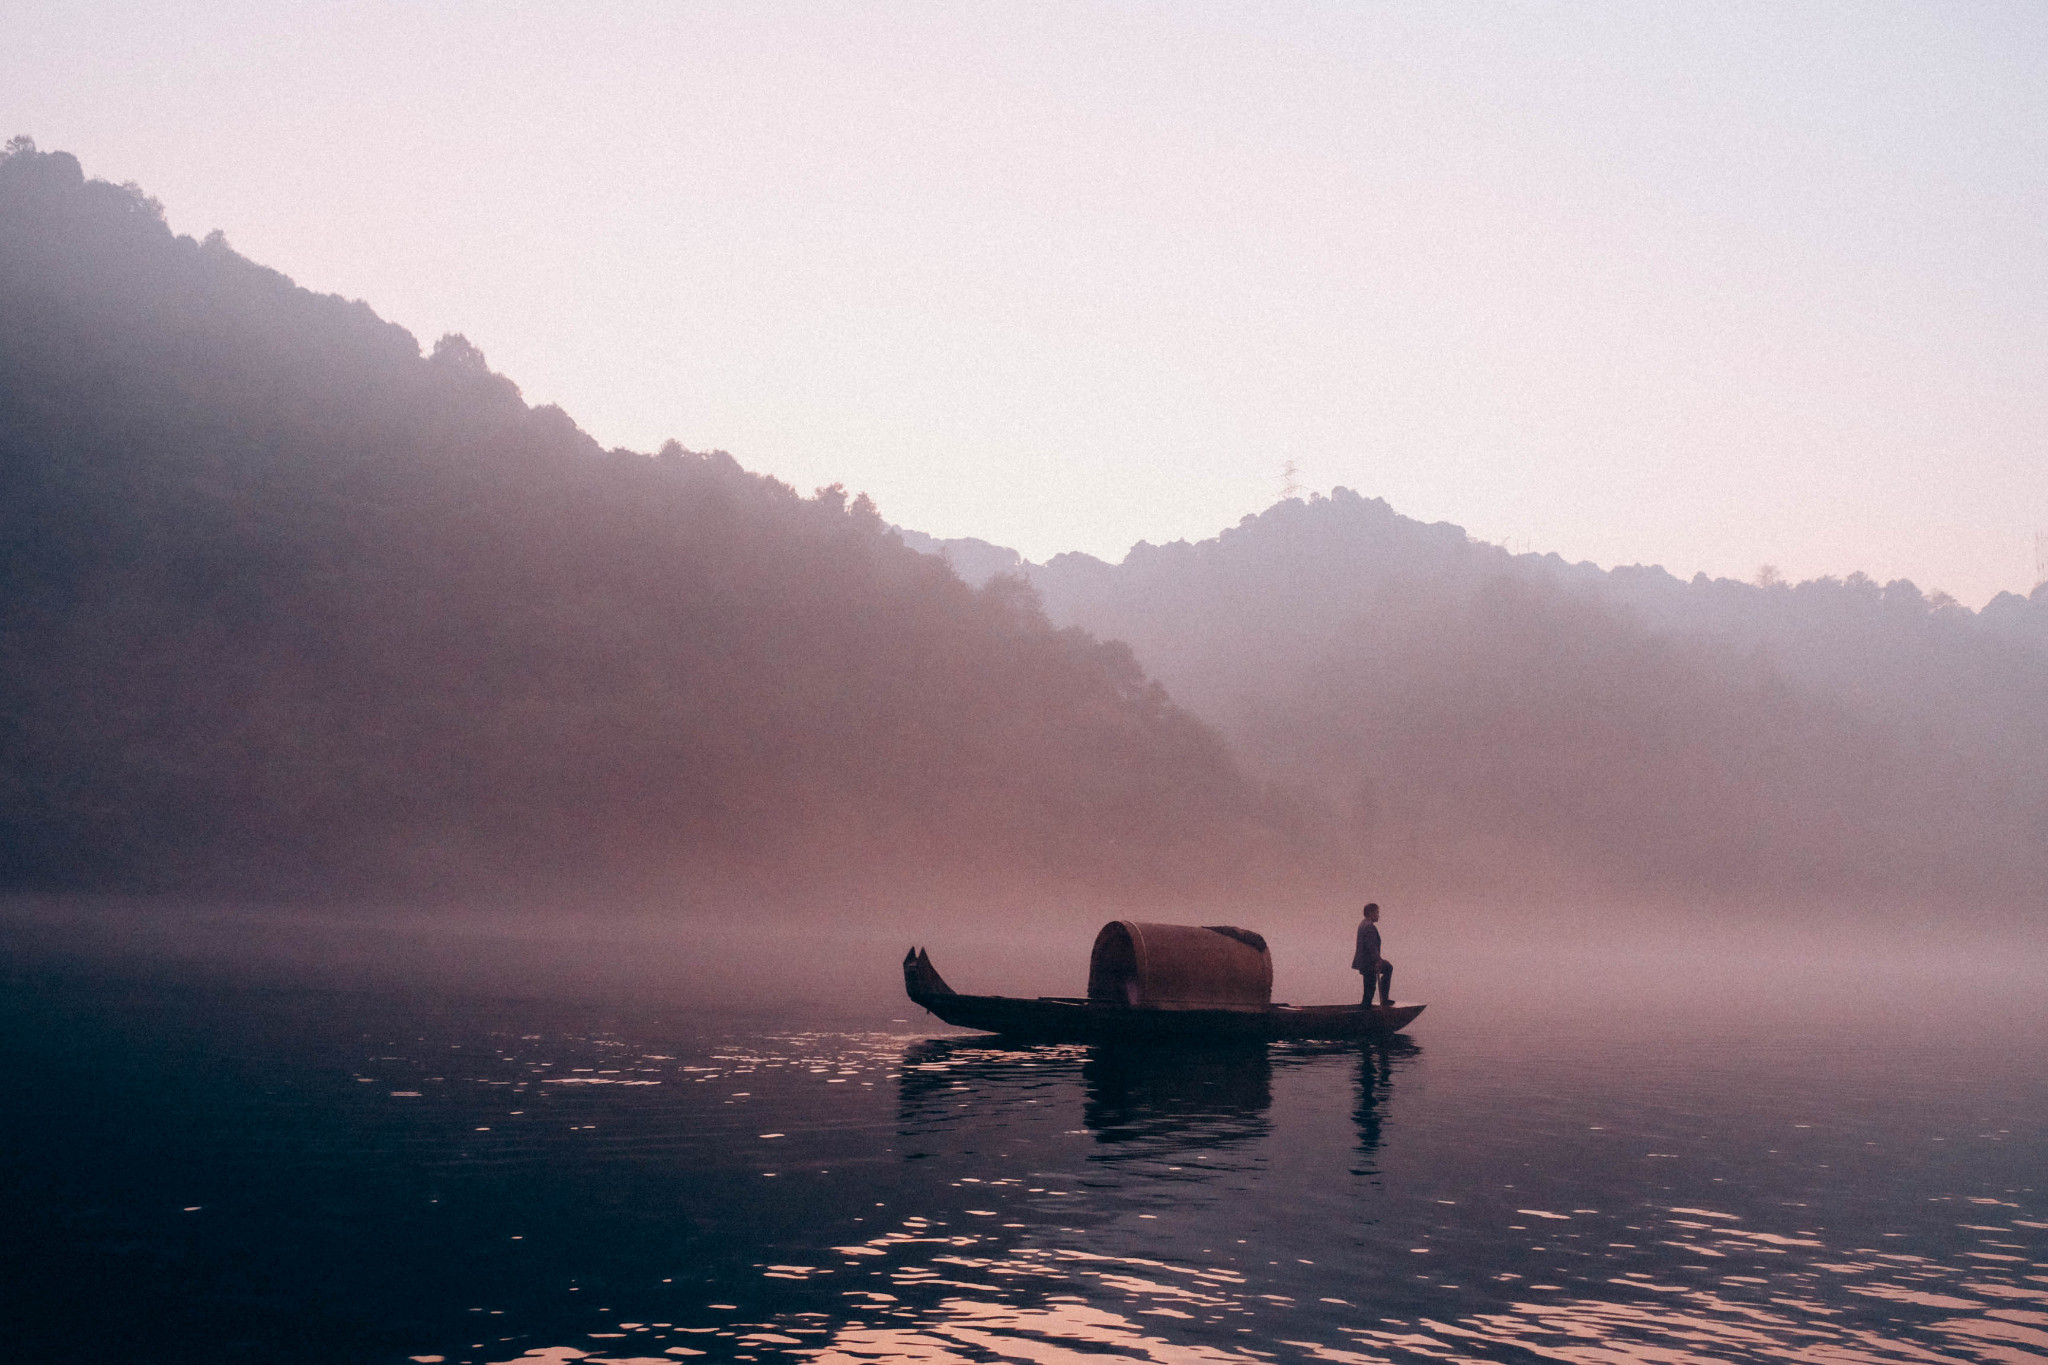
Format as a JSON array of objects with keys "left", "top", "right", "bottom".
[{"left": 1362, "top": 902, "right": 1380, "bottom": 922}]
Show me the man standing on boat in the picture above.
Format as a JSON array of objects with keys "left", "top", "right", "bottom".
[{"left": 1354, "top": 903, "right": 1393, "bottom": 1007}]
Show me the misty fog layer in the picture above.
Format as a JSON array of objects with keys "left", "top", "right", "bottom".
[
  {"left": 0, "top": 142, "right": 1317, "bottom": 900},
  {"left": 8, "top": 138, "right": 2042, "bottom": 917},
  {"left": 917, "top": 494, "right": 2048, "bottom": 910}
]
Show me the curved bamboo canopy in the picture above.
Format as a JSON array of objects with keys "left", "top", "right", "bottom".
[{"left": 1086, "top": 921, "right": 1273, "bottom": 1010}]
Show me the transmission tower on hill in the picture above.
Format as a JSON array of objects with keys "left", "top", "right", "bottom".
[{"left": 1280, "top": 459, "right": 1306, "bottom": 502}]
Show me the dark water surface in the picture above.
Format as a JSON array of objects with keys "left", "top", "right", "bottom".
[{"left": 5, "top": 941, "right": 2046, "bottom": 1364}]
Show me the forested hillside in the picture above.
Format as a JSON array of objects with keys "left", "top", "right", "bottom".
[
  {"left": 921, "top": 492, "right": 2048, "bottom": 908},
  {"left": 0, "top": 141, "right": 1306, "bottom": 898},
  {"left": 13, "top": 137, "right": 2036, "bottom": 913}
]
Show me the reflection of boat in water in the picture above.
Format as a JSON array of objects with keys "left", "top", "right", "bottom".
[
  {"left": 1082, "top": 1043, "right": 1272, "bottom": 1149},
  {"left": 896, "top": 1033, "right": 1414, "bottom": 1166},
  {"left": 904, "top": 921, "right": 1425, "bottom": 1042},
  {"left": 893, "top": 1036, "right": 1275, "bottom": 1153}
]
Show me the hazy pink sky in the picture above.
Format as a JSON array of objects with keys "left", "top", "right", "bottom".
[{"left": 9, "top": 2, "right": 2046, "bottom": 604}]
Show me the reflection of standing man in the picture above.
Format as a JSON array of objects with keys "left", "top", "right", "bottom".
[{"left": 1353, "top": 902, "right": 1393, "bottom": 1006}]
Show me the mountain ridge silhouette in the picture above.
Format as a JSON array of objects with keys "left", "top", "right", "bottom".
[
  {"left": 907, "top": 490, "right": 2048, "bottom": 908},
  {"left": 0, "top": 139, "right": 1313, "bottom": 901}
]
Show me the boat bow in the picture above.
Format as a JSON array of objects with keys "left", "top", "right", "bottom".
[{"left": 903, "top": 946, "right": 956, "bottom": 1003}]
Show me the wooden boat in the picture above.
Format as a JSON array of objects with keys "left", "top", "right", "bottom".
[{"left": 903, "top": 920, "right": 1424, "bottom": 1043}]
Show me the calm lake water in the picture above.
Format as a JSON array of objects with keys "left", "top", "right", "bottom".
[{"left": 4, "top": 923, "right": 2046, "bottom": 1365}]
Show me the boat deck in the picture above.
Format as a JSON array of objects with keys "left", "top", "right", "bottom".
[{"left": 907, "top": 990, "right": 1425, "bottom": 1043}]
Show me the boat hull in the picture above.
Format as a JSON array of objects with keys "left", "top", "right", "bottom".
[{"left": 906, "top": 990, "right": 1424, "bottom": 1043}]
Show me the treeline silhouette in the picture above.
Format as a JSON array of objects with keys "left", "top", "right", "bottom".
[
  {"left": 949, "top": 491, "right": 2048, "bottom": 909},
  {"left": 0, "top": 141, "right": 1303, "bottom": 898}
]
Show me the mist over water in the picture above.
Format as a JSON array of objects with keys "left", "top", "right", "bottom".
[{"left": 6, "top": 903, "right": 2044, "bottom": 1364}]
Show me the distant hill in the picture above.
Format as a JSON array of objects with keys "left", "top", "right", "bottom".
[
  {"left": 913, "top": 492, "right": 2048, "bottom": 909},
  {"left": 0, "top": 141, "right": 1311, "bottom": 899}
]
